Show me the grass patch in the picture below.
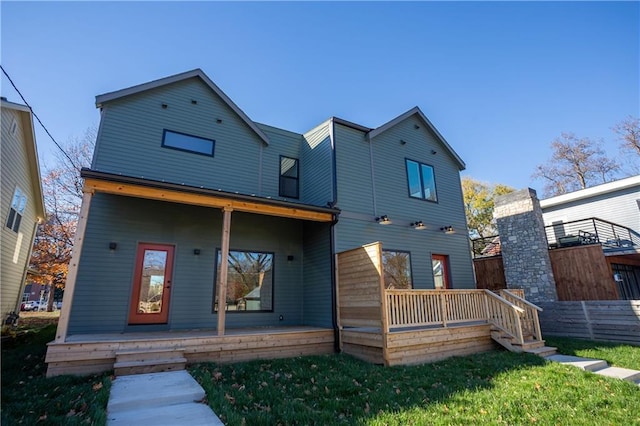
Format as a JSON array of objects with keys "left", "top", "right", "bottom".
[
  {"left": 545, "top": 336, "right": 640, "bottom": 370},
  {"left": 190, "top": 351, "right": 639, "bottom": 425},
  {"left": 1, "top": 321, "right": 111, "bottom": 425}
]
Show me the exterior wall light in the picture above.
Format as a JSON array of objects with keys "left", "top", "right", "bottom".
[
  {"left": 193, "top": 249, "right": 201, "bottom": 255},
  {"left": 109, "top": 242, "right": 117, "bottom": 250},
  {"left": 375, "top": 215, "right": 392, "bottom": 225},
  {"left": 410, "top": 221, "right": 426, "bottom": 230},
  {"left": 440, "top": 226, "right": 455, "bottom": 234}
]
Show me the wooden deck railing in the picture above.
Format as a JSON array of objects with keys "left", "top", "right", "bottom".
[
  {"left": 499, "top": 290, "right": 543, "bottom": 341},
  {"left": 385, "top": 289, "right": 536, "bottom": 346}
]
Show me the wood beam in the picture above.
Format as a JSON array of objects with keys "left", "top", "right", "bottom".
[
  {"left": 217, "top": 207, "right": 232, "bottom": 336},
  {"left": 83, "top": 178, "right": 333, "bottom": 222},
  {"left": 55, "top": 191, "right": 93, "bottom": 342}
]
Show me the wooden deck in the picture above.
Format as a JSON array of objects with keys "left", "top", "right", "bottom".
[{"left": 46, "top": 326, "right": 335, "bottom": 377}]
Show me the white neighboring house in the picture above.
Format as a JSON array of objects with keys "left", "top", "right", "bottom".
[
  {"left": 1, "top": 97, "right": 45, "bottom": 321},
  {"left": 540, "top": 175, "right": 640, "bottom": 300}
]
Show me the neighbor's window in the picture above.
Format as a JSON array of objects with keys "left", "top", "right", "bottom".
[
  {"left": 6, "top": 187, "right": 27, "bottom": 233},
  {"left": 162, "top": 129, "right": 215, "bottom": 156},
  {"left": 406, "top": 159, "right": 437, "bottom": 202},
  {"left": 279, "top": 156, "right": 299, "bottom": 198},
  {"left": 382, "top": 250, "right": 413, "bottom": 289},
  {"left": 214, "top": 250, "right": 274, "bottom": 312}
]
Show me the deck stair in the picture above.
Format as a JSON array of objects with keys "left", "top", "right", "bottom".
[
  {"left": 114, "top": 348, "right": 186, "bottom": 376},
  {"left": 491, "top": 330, "right": 557, "bottom": 357}
]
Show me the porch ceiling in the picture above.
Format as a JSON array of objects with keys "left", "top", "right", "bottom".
[{"left": 81, "top": 168, "right": 338, "bottom": 222}]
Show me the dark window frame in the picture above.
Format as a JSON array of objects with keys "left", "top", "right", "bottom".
[
  {"left": 382, "top": 249, "right": 414, "bottom": 289},
  {"left": 405, "top": 158, "right": 438, "bottom": 203},
  {"left": 161, "top": 129, "right": 215, "bottom": 157},
  {"left": 212, "top": 248, "right": 275, "bottom": 313},
  {"left": 279, "top": 155, "right": 299, "bottom": 199},
  {"left": 5, "top": 186, "right": 26, "bottom": 233}
]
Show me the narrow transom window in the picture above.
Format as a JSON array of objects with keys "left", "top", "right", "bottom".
[
  {"left": 6, "top": 187, "right": 27, "bottom": 233},
  {"left": 406, "top": 159, "right": 437, "bottom": 202},
  {"left": 279, "top": 156, "right": 299, "bottom": 199},
  {"left": 382, "top": 250, "right": 413, "bottom": 289},
  {"left": 162, "top": 129, "right": 215, "bottom": 156},
  {"left": 214, "top": 250, "right": 274, "bottom": 312}
]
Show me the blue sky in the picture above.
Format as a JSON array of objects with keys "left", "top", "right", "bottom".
[{"left": 2, "top": 2, "right": 638, "bottom": 192}]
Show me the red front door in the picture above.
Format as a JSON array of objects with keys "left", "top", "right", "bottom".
[
  {"left": 129, "top": 243, "right": 175, "bottom": 324},
  {"left": 432, "top": 254, "right": 451, "bottom": 289}
]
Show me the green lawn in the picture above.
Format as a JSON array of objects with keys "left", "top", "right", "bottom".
[
  {"left": 545, "top": 336, "right": 640, "bottom": 371},
  {"left": 3, "top": 320, "right": 638, "bottom": 426},
  {"left": 1, "top": 322, "right": 111, "bottom": 425},
  {"left": 190, "top": 349, "right": 640, "bottom": 425}
]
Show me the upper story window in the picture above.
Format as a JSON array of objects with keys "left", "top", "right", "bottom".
[
  {"left": 406, "top": 159, "right": 437, "bottom": 202},
  {"left": 382, "top": 250, "right": 413, "bottom": 289},
  {"left": 6, "top": 187, "right": 27, "bottom": 233},
  {"left": 279, "top": 156, "right": 299, "bottom": 199},
  {"left": 162, "top": 129, "right": 215, "bottom": 157}
]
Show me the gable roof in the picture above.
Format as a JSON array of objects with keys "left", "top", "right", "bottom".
[
  {"left": 95, "top": 69, "right": 270, "bottom": 145},
  {"left": 540, "top": 174, "right": 640, "bottom": 209},
  {"left": 367, "top": 106, "right": 466, "bottom": 170},
  {"left": 1, "top": 99, "right": 46, "bottom": 221}
]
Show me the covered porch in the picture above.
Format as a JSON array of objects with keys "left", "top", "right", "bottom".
[
  {"left": 47, "top": 169, "right": 339, "bottom": 377},
  {"left": 337, "top": 243, "right": 553, "bottom": 366}
]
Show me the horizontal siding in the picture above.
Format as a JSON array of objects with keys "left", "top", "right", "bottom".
[
  {"left": 301, "top": 122, "right": 333, "bottom": 206},
  {"left": 68, "top": 194, "right": 313, "bottom": 335},
  {"left": 542, "top": 186, "right": 640, "bottom": 232},
  {"left": 256, "top": 123, "right": 302, "bottom": 200},
  {"left": 93, "top": 77, "right": 264, "bottom": 195},
  {"left": 334, "top": 218, "right": 475, "bottom": 289},
  {"left": 302, "top": 221, "right": 333, "bottom": 327},
  {"left": 334, "top": 124, "right": 374, "bottom": 212},
  {"left": 1, "top": 107, "right": 40, "bottom": 316}
]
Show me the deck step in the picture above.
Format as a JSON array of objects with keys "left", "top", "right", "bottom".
[
  {"left": 523, "top": 345, "right": 556, "bottom": 357},
  {"left": 114, "top": 348, "right": 186, "bottom": 376},
  {"left": 114, "top": 357, "right": 187, "bottom": 376}
]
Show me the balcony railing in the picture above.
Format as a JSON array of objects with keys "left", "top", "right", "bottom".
[{"left": 545, "top": 217, "right": 640, "bottom": 250}]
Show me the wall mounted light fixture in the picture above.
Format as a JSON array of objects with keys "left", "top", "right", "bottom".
[
  {"left": 193, "top": 249, "right": 201, "bottom": 255},
  {"left": 440, "top": 226, "right": 455, "bottom": 234},
  {"left": 375, "top": 215, "right": 392, "bottom": 225},
  {"left": 161, "top": 103, "right": 168, "bottom": 109},
  {"left": 410, "top": 221, "right": 426, "bottom": 230},
  {"left": 109, "top": 242, "right": 117, "bottom": 250}
]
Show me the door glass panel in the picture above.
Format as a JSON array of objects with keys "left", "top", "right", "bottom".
[
  {"left": 137, "top": 250, "right": 168, "bottom": 314},
  {"left": 433, "top": 259, "right": 445, "bottom": 289}
]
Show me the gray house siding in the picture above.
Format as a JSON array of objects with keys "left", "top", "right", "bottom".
[
  {"left": 67, "top": 194, "right": 331, "bottom": 335},
  {"left": 256, "top": 123, "right": 302, "bottom": 200},
  {"left": 301, "top": 121, "right": 334, "bottom": 206},
  {"left": 1, "top": 106, "right": 41, "bottom": 316},
  {"left": 333, "top": 118, "right": 475, "bottom": 289},
  {"left": 302, "top": 221, "right": 333, "bottom": 327},
  {"left": 93, "top": 77, "right": 265, "bottom": 196},
  {"left": 542, "top": 185, "right": 640, "bottom": 232}
]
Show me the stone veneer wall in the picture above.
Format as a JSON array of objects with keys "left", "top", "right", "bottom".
[{"left": 494, "top": 188, "right": 558, "bottom": 303}]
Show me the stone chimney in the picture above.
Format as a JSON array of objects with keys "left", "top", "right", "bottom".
[{"left": 493, "top": 188, "right": 557, "bottom": 303}]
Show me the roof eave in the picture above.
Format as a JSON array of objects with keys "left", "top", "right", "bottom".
[{"left": 94, "top": 69, "right": 270, "bottom": 146}]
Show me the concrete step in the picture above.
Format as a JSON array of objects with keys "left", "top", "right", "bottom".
[
  {"left": 114, "top": 357, "right": 187, "bottom": 376},
  {"left": 523, "top": 346, "right": 557, "bottom": 357},
  {"left": 545, "top": 354, "right": 608, "bottom": 372},
  {"left": 107, "top": 370, "right": 205, "bottom": 414},
  {"left": 115, "top": 347, "right": 185, "bottom": 363},
  {"left": 108, "top": 402, "right": 223, "bottom": 426},
  {"left": 593, "top": 366, "right": 640, "bottom": 383}
]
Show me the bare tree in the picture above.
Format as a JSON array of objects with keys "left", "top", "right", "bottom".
[
  {"left": 613, "top": 116, "right": 640, "bottom": 174},
  {"left": 28, "top": 127, "right": 95, "bottom": 311},
  {"left": 532, "top": 132, "right": 619, "bottom": 197}
]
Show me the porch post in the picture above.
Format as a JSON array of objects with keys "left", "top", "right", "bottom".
[
  {"left": 217, "top": 206, "right": 233, "bottom": 336},
  {"left": 55, "top": 190, "right": 93, "bottom": 342}
]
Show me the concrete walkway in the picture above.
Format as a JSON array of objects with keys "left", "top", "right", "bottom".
[
  {"left": 107, "top": 370, "right": 224, "bottom": 425},
  {"left": 546, "top": 354, "right": 640, "bottom": 386}
]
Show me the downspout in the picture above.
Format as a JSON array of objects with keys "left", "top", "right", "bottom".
[{"left": 329, "top": 118, "right": 340, "bottom": 352}]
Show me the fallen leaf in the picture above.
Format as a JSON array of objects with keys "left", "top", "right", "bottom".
[
  {"left": 225, "top": 393, "right": 236, "bottom": 404},
  {"left": 66, "top": 409, "right": 76, "bottom": 417},
  {"left": 93, "top": 382, "right": 103, "bottom": 391}
]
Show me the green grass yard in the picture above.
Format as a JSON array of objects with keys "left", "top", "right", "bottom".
[{"left": 2, "top": 316, "right": 638, "bottom": 425}]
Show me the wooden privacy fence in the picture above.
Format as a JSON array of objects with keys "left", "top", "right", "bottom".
[{"left": 538, "top": 300, "right": 640, "bottom": 345}]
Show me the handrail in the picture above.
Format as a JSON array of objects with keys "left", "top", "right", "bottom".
[
  {"left": 483, "top": 290, "right": 525, "bottom": 314},
  {"left": 501, "top": 290, "right": 542, "bottom": 312}
]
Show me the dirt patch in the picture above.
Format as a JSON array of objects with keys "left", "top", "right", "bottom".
[{"left": 17, "top": 311, "right": 60, "bottom": 329}]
